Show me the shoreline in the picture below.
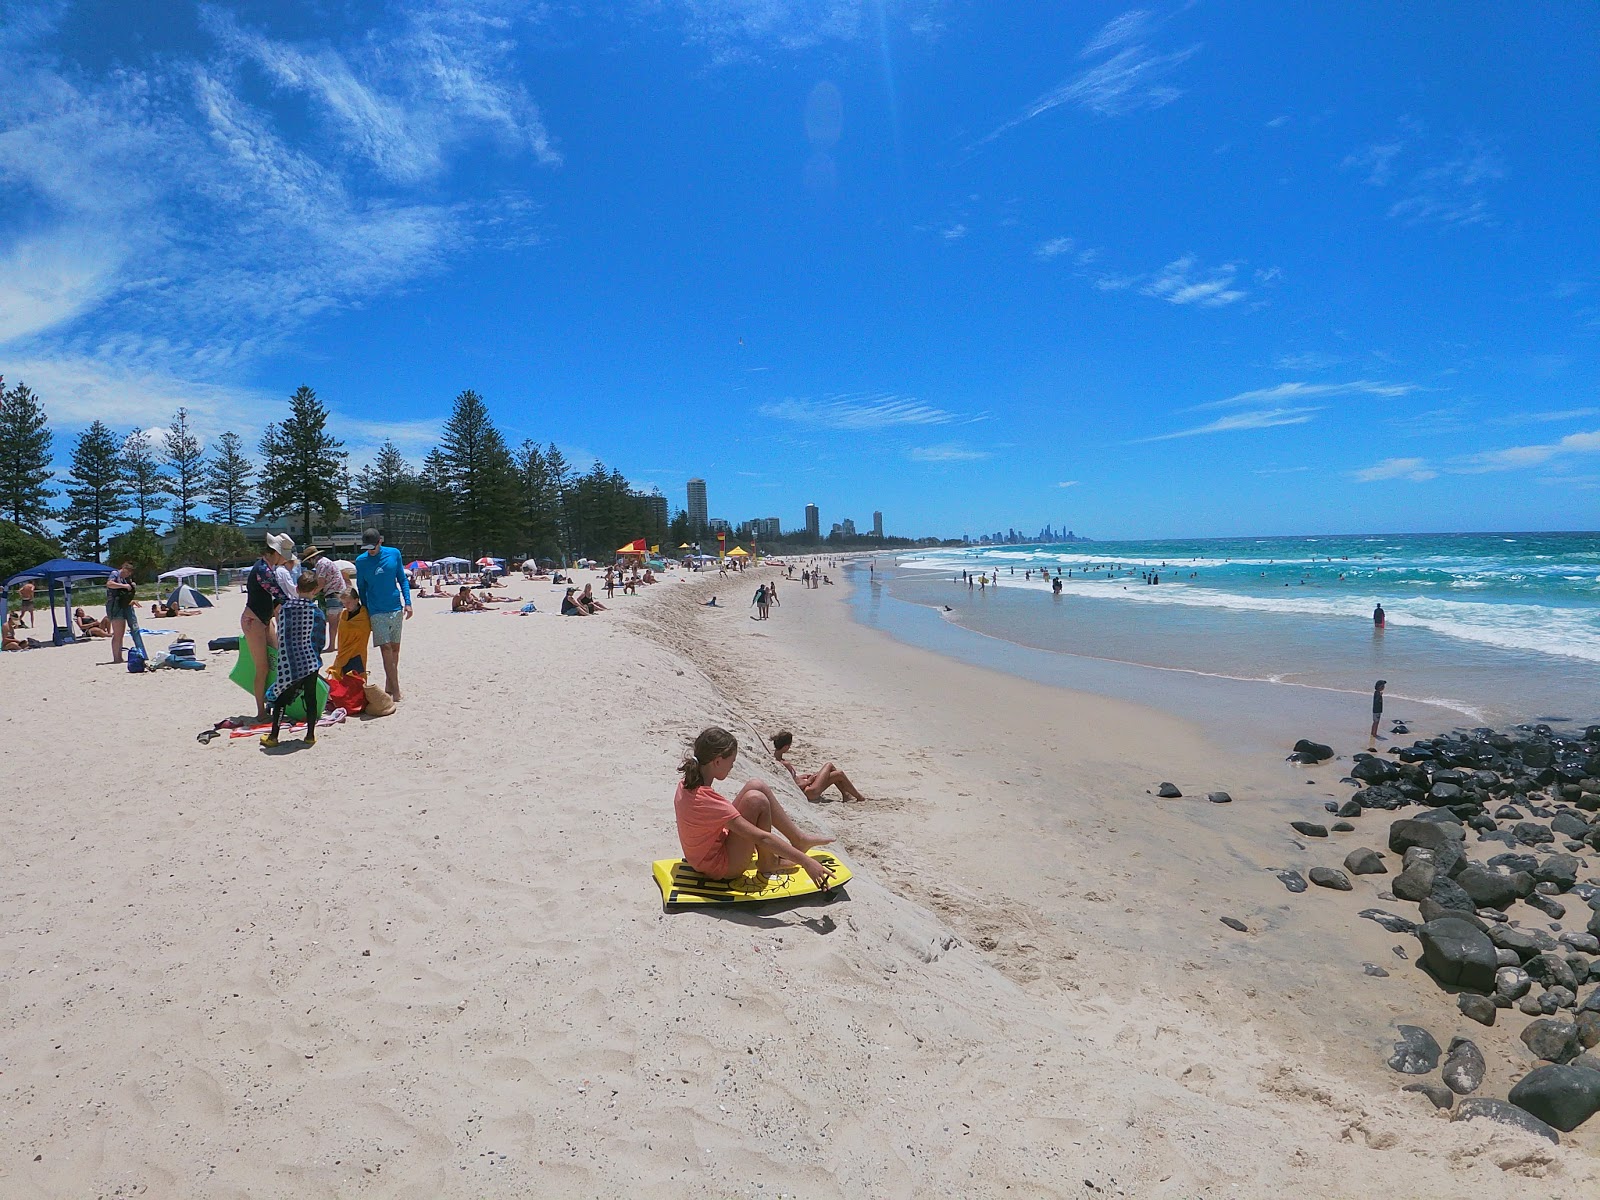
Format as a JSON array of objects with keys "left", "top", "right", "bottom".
[{"left": 2, "top": 563, "right": 1594, "bottom": 1195}]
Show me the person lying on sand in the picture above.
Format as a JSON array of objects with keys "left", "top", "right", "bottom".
[
  {"left": 477, "top": 591, "right": 524, "bottom": 604},
  {"left": 150, "top": 599, "right": 201, "bottom": 618},
  {"left": 675, "top": 727, "right": 834, "bottom": 886},
  {"left": 74, "top": 608, "right": 113, "bottom": 637},
  {"left": 453, "top": 586, "right": 487, "bottom": 613},
  {"left": 771, "top": 730, "right": 867, "bottom": 802}
]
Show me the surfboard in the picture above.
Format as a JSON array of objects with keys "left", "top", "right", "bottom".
[{"left": 652, "top": 849, "right": 851, "bottom": 907}]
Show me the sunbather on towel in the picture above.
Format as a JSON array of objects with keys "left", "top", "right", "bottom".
[{"left": 453, "top": 586, "right": 487, "bottom": 612}]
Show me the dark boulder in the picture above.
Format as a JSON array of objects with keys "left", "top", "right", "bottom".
[
  {"left": 1344, "top": 847, "right": 1387, "bottom": 875},
  {"left": 1487, "top": 851, "right": 1538, "bottom": 874},
  {"left": 1389, "top": 818, "right": 1464, "bottom": 856},
  {"left": 1454, "top": 1097, "right": 1561, "bottom": 1142},
  {"left": 1577, "top": 1010, "right": 1600, "bottom": 1049},
  {"left": 1527, "top": 893, "right": 1567, "bottom": 921},
  {"left": 1514, "top": 821, "right": 1556, "bottom": 847},
  {"left": 1275, "top": 870, "right": 1307, "bottom": 894},
  {"left": 1292, "top": 739, "right": 1333, "bottom": 762},
  {"left": 1403, "top": 1080, "right": 1454, "bottom": 1110},
  {"left": 1309, "top": 866, "right": 1352, "bottom": 891},
  {"left": 1391, "top": 854, "right": 1436, "bottom": 902},
  {"left": 1219, "top": 916, "right": 1247, "bottom": 932},
  {"left": 1387, "top": 1024, "right": 1441, "bottom": 1074},
  {"left": 1331, "top": 821, "right": 1355, "bottom": 832},
  {"left": 1533, "top": 854, "right": 1581, "bottom": 891},
  {"left": 1454, "top": 865, "right": 1523, "bottom": 911},
  {"left": 1351, "top": 757, "right": 1396, "bottom": 784},
  {"left": 1427, "top": 875, "right": 1476, "bottom": 914},
  {"left": 1428, "top": 782, "right": 1465, "bottom": 806},
  {"left": 1157, "top": 782, "right": 1182, "bottom": 798},
  {"left": 1359, "top": 784, "right": 1410, "bottom": 811},
  {"left": 1206, "top": 791, "right": 1232, "bottom": 804},
  {"left": 1459, "top": 994, "right": 1497, "bottom": 1026},
  {"left": 1290, "top": 820, "right": 1328, "bottom": 838},
  {"left": 1359, "top": 908, "right": 1415, "bottom": 934},
  {"left": 1552, "top": 810, "right": 1592, "bottom": 839},
  {"left": 1508, "top": 1064, "right": 1600, "bottom": 1132},
  {"left": 1443, "top": 1037, "right": 1486, "bottom": 1095},
  {"left": 1417, "top": 917, "right": 1498, "bottom": 992},
  {"left": 1521, "top": 1017, "right": 1580, "bottom": 1064},
  {"left": 1526, "top": 953, "right": 1579, "bottom": 993}
]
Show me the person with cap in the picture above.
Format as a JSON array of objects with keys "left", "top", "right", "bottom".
[
  {"left": 301, "top": 545, "right": 347, "bottom": 653},
  {"left": 1369, "top": 679, "right": 1387, "bottom": 746},
  {"left": 354, "top": 527, "right": 412, "bottom": 702},
  {"left": 243, "top": 534, "right": 295, "bottom": 721}
]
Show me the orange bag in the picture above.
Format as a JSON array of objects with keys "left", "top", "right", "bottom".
[{"left": 328, "top": 670, "right": 367, "bottom": 714}]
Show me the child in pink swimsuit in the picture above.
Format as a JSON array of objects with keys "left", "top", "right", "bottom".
[{"left": 674, "top": 726, "right": 836, "bottom": 884}]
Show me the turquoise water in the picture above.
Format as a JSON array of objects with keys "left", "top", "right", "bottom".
[{"left": 867, "top": 532, "right": 1600, "bottom": 729}]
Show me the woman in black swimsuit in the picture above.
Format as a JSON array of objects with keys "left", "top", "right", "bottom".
[{"left": 243, "top": 534, "right": 294, "bottom": 720}]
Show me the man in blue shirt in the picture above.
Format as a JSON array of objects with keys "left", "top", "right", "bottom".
[{"left": 355, "top": 527, "right": 413, "bottom": 702}]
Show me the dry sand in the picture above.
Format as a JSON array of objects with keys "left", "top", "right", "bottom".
[{"left": 1, "top": 566, "right": 1595, "bottom": 1197}]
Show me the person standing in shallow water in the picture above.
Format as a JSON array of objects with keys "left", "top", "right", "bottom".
[
  {"left": 1369, "top": 679, "right": 1387, "bottom": 746},
  {"left": 1373, "top": 603, "right": 1385, "bottom": 628}
]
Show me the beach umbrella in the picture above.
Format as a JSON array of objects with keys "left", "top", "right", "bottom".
[
  {"left": 162, "top": 583, "right": 214, "bottom": 609},
  {"left": 407, "top": 560, "right": 431, "bottom": 571}
]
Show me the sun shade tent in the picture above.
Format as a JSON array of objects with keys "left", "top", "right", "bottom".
[
  {"left": 162, "top": 583, "right": 214, "bottom": 609},
  {"left": 2, "top": 559, "right": 116, "bottom": 645},
  {"left": 617, "top": 539, "right": 648, "bottom": 556},
  {"left": 158, "top": 566, "right": 219, "bottom": 594},
  {"left": 726, "top": 546, "right": 749, "bottom": 557},
  {"left": 432, "top": 556, "right": 470, "bottom": 568}
]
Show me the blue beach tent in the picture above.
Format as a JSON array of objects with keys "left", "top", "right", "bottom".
[{"left": 2, "top": 559, "right": 116, "bottom": 645}]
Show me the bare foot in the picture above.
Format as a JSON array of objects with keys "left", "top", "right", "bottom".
[{"left": 794, "top": 834, "right": 834, "bottom": 853}]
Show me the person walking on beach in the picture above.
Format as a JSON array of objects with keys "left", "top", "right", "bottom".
[
  {"left": 1369, "top": 679, "right": 1387, "bottom": 746},
  {"left": 771, "top": 731, "right": 867, "bottom": 802},
  {"left": 17, "top": 579, "right": 34, "bottom": 628},
  {"left": 262, "top": 574, "right": 324, "bottom": 748},
  {"left": 355, "top": 528, "right": 412, "bottom": 702},
  {"left": 1373, "top": 603, "right": 1385, "bottom": 628},
  {"left": 674, "top": 727, "right": 835, "bottom": 886},
  {"left": 751, "top": 583, "right": 769, "bottom": 620}
]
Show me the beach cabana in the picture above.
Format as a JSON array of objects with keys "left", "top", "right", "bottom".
[
  {"left": 158, "top": 566, "right": 219, "bottom": 595},
  {"left": 617, "top": 539, "right": 648, "bottom": 558},
  {"left": 161, "top": 582, "right": 214, "bottom": 609},
  {"left": 2, "top": 559, "right": 116, "bottom": 645},
  {"left": 726, "top": 546, "right": 749, "bottom": 558}
]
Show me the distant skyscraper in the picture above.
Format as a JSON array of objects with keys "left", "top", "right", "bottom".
[
  {"left": 643, "top": 491, "right": 668, "bottom": 532},
  {"left": 872, "top": 510, "right": 883, "bottom": 538},
  {"left": 841, "top": 517, "right": 856, "bottom": 536},
  {"left": 686, "top": 478, "right": 708, "bottom": 536},
  {"left": 804, "top": 503, "right": 819, "bottom": 541}
]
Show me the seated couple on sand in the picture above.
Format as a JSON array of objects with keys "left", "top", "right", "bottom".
[
  {"left": 560, "top": 585, "right": 606, "bottom": 616},
  {"left": 674, "top": 727, "right": 835, "bottom": 887},
  {"left": 453, "top": 586, "right": 525, "bottom": 612}
]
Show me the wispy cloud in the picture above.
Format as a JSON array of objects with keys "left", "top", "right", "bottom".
[
  {"left": 941, "top": 222, "right": 968, "bottom": 241},
  {"left": 1193, "top": 379, "right": 1419, "bottom": 412},
  {"left": 1352, "top": 457, "right": 1437, "bottom": 483},
  {"left": 1273, "top": 351, "right": 1344, "bottom": 372},
  {"left": 1054, "top": 480, "right": 1081, "bottom": 487},
  {"left": 908, "top": 443, "right": 991, "bottom": 463},
  {"left": 1491, "top": 407, "right": 1600, "bottom": 426},
  {"left": 759, "top": 394, "right": 980, "bottom": 431},
  {"left": 1455, "top": 430, "right": 1600, "bottom": 473},
  {"left": 670, "top": 0, "right": 945, "bottom": 61},
  {"left": 1134, "top": 407, "right": 1322, "bottom": 443},
  {"left": 1035, "top": 236, "right": 1076, "bottom": 260},
  {"left": 1344, "top": 128, "right": 1505, "bottom": 228},
  {"left": 1142, "top": 256, "right": 1246, "bottom": 307},
  {"left": 978, "top": 9, "right": 1198, "bottom": 145}
]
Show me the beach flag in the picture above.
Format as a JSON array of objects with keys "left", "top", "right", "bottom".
[{"left": 717, "top": 532, "right": 726, "bottom": 559}]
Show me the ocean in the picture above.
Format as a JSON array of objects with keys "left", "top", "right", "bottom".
[{"left": 851, "top": 531, "right": 1600, "bottom": 736}]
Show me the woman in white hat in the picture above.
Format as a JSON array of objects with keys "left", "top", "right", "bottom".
[{"left": 242, "top": 533, "right": 295, "bottom": 721}]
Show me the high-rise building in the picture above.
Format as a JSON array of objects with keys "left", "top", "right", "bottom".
[
  {"left": 686, "top": 478, "right": 708, "bottom": 536},
  {"left": 841, "top": 517, "right": 856, "bottom": 537},
  {"left": 872, "top": 510, "right": 883, "bottom": 537},
  {"left": 708, "top": 517, "right": 731, "bottom": 535},
  {"left": 760, "top": 517, "right": 780, "bottom": 541},
  {"left": 804, "top": 503, "right": 819, "bottom": 541}
]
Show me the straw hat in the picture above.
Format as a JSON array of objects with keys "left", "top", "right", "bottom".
[
  {"left": 265, "top": 533, "right": 295, "bottom": 557},
  {"left": 301, "top": 545, "right": 325, "bottom": 562}
]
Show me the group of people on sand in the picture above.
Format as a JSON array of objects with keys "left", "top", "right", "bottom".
[
  {"left": 561, "top": 584, "right": 607, "bottom": 616},
  {"left": 673, "top": 727, "right": 869, "bottom": 889},
  {"left": 242, "top": 528, "right": 409, "bottom": 745},
  {"left": 451, "top": 585, "right": 526, "bottom": 612}
]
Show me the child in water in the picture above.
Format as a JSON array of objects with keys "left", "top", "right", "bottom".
[{"left": 674, "top": 727, "right": 835, "bottom": 885}]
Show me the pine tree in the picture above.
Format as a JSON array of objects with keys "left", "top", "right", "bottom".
[
  {"left": 120, "top": 428, "right": 173, "bottom": 529},
  {"left": 418, "top": 447, "right": 454, "bottom": 554},
  {"left": 352, "top": 440, "right": 417, "bottom": 506},
  {"left": 203, "top": 432, "right": 256, "bottom": 526},
  {"left": 256, "top": 385, "right": 345, "bottom": 543},
  {"left": 543, "top": 442, "right": 572, "bottom": 560},
  {"left": 62, "top": 420, "right": 129, "bottom": 560},
  {"left": 437, "top": 389, "right": 518, "bottom": 558},
  {"left": 514, "top": 439, "right": 564, "bottom": 560},
  {"left": 162, "top": 407, "right": 205, "bottom": 529},
  {"left": 0, "top": 377, "right": 57, "bottom": 537}
]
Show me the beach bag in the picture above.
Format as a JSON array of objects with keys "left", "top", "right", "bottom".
[
  {"left": 328, "top": 671, "right": 367, "bottom": 714},
  {"left": 362, "top": 683, "right": 395, "bottom": 717},
  {"left": 209, "top": 636, "right": 241, "bottom": 651},
  {"left": 127, "top": 647, "right": 147, "bottom": 674}
]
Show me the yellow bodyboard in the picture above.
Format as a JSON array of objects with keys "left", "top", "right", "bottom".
[{"left": 653, "top": 849, "right": 851, "bottom": 906}]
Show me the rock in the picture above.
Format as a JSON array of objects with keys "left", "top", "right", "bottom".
[
  {"left": 1310, "top": 867, "right": 1352, "bottom": 891},
  {"left": 1389, "top": 818, "right": 1464, "bottom": 856},
  {"left": 1495, "top": 805, "right": 1524, "bottom": 821},
  {"left": 1454, "top": 1097, "right": 1561, "bottom": 1143},
  {"left": 1508, "top": 1064, "right": 1600, "bottom": 1132},
  {"left": 1534, "top": 854, "right": 1581, "bottom": 891},
  {"left": 1488, "top": 852, "right": 1539, "bottom": 873},
  {"left": 1521, "top": 996, "right": 1546, "bottom": 1016},
  {"left": 1331, "top": 821, "right": 1355, "bottom": 832},
  {"left": 1455, "top": 865, "right": 1523, "bottom": 911},
  {"left": 1577, "top": 1011, "right": 1600, "bottom": 1049},
  {"left": 1546, "top": 986, "right": 1578, "bottom": 1011},
  {"left": 1275, "top": 870, "right": 1307, "bottom": 894},
  {"left": 1496, "top": 948, "right": 1521, "bottom": 968},
  {"left": 1496, "top": 966, "right": 1533, "bottom": 1003},
  {"left": 1417, "top": 917, "right": 1498, "bottom": 992},
  {"left": 1429, "top": 782, "right": 1465, "bottom": 806},
  {"left": 1489, "top": 925, "right": 1541, "bottom": 962},
  {"left": 1290, "top": 820, "right": 1328, "bottom": 838},
  {"left": 1338, "top": 798, "right": 1363, "bottom": 818},
  {"left": 1363, "top": 962, "right": 1389, "bottom": 977},
  {"left": 1427, "top": 875, "right": 1476, "bottom": 914},
  {"left": 1404, "top": 1080, "right": 1455, "bottom": 1110},
  {"left": 1522, "top": 1017, "right": 1580, "bottom": 1064},
  {"left": 1552, "top": 810, "right": 1592, "bottom": 839},
  {"left": 1351, "top": 757, "right": 1396, "bottom": 784},
  {"left": 1514, "top": 821, "right": 1556, "bottom": 847},
  {"left": 1459, "top": 994, "right": 1497, "bottom": 1026},
  {"left": 1387, "top": 1024, "right": 1442, "bottom": 1074},
  {"left": 1359, "top": 908, "right": 1416, "bottom": 934},
  {"left": 1561, "top": 932, "right": 1600, "bottom": 955},
  {"left": 1392, "top": 853, "right": 1437, "bottom": 902},
  {"left": 1219, "top": 916, "right": 1247, "bottom": 932},
  {"left": 1420, "top": 897, "right": 1485, "bottom": 927},
  {"left": 1292, "top": 739, "right": 1334, "bottom": 762},
  {"left": 1526, "top": 893, "right": 1567, "bottom": 920},
  {"left": 1345, "top": 847, "right": 1387, "bottom": 875},
  {"left": 1527, "top": 953, "right": 1579, "bottom": 993},
  {"left": 1443, "top": 1037, "right": 1486, "bottom": 1095},
  {"left": 1206, "top": 791, "right": 1232, "bottom": 804},
  {"left": 1157, "top": 782, "right": 1182, "bottom": 798}
]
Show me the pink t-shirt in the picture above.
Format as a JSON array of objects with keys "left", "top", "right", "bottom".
[{"left": 675, "top": 781, "right": 743, "bottom": 878}]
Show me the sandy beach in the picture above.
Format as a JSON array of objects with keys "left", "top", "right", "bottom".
[{"left": 2, "top": 564, "right": 1596, "bottom": 1197}]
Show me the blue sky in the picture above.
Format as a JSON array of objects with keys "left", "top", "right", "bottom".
[{"left": 2, "top": 1, "right": 1597, "bottom": 540}]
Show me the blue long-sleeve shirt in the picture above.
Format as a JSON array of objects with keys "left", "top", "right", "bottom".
[{"left": 355, "top": 545, "right": 412, "bottom": 615}]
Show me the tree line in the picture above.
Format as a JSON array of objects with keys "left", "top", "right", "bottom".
[{"left": 0, "top": 376, "right": 673, "bottom": 571}]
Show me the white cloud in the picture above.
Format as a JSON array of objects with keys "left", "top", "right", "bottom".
[
  {"left": 1456, "top": 430, "right": 1600, "bottom": 473},
  {"left": 1035, "top": 236, "right": 1076, "bottom": 260},
  {"left": 941, "top": 223, "right": 968, "bottom": 241},
  {"left": 0, "top": 230, "right": 128, "bottom": 342},
  {"left": 759, "top": 394, "right": 978, "bottom": 430},
  {"left": 1344, "top": 130, "right": 1505, "bottom": 228},
  {"left": 908, "top": 443, "right": 990, "bottom": 462},
  {"left": 1352, "top": 457, "right": 1437, "bottom": 483},
  {"left": 670, "top": 0, "right": 944, "bottom": 60},
  {"left": 1136, "top": 407, "right": 1322, "bottom": 442},
  {"left": 1265, "top": 114, "right": 1290, "bottom": 128},
  {"left": 1491, "top": 407, "right": 1600, "bottom": 425},
  {"left": 1054, "top": 480, "right": 1080, "bottom": 487},
  {"left": 1193, "top": 379, "right": 1418, "bottom": 411},
  {"left": 1081, "top": 10, "right": 1151, "bottom": 57},
  {"left": 1142, "top": 256, "right": 1246, "bottom": 307},
  {"left": 1273, "top": 351, "right": 1343, "bottom": 372}
]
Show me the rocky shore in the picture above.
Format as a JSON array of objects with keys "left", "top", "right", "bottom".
[{"left": 1273, "top": 721, "right": 1600, "bottom": 1142}]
